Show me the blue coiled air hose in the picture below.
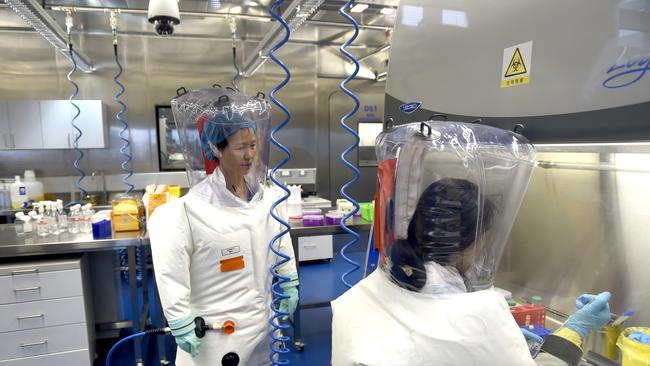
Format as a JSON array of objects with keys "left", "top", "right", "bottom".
[
  {"left": 113, "top": 36, "right": 141, "bottom": 284},
  {"left": 338, "top": 0, "right": 362, "bottom": 289},
  {"left": 68, "top": 43, "right": 88, "bottom": 204},
  {"left": 267, "top": 0, "right": 293, "bottom": 364},
  {"left": 232, "top": 46, "right": 241, "bottom": 92},
  {"left": 113, "top": 44, "right": 134, "bottom": 195}
]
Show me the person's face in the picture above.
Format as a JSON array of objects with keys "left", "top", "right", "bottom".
[{"left": 220, "top": 128, "right": 257, "bottom": 177}]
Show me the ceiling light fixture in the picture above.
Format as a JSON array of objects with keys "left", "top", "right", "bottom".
[
  {"left": 6, "top": 0, "right": 95, "bottom": 72},
  {"left": 350, "top": 4, "right": 369, "bottom": 13},
  {"left": 242, "top": 0, "right": 325, "bottom": 77}
]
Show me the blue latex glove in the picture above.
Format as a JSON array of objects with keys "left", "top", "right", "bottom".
[
  {"left": 629, "top": 331, "right": 650, "bottom": 345},
  {"left": 521, "top": 328, "right": 544, "bottom": 344},
  {"left": 564, "top": 292, "right": 612, "bottom": 341},
  {"left": 169, "top": 315, "right": 201, "bottom": 358},
  {"left": 279, "top": 273, "right": 299, "bottom": 320}
]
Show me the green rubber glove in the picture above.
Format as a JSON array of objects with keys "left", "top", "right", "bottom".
[
  {"left": 279, "top": 273, "right": 299, "bottom": 320},
  {"left": 169, "top": 315, "right": 201, "bottom": 358}
]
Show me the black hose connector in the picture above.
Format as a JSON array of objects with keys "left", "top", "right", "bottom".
[
  {"left": 194, "top": 316, "right": 208, "bottom": 338},
  {"left": 222, "top": 352, "right": 240, "bottom": 366},
  {"left": 145, "top": 327, "right": 169, "bottom": 335}
]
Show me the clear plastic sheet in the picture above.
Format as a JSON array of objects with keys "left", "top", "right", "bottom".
[
  {"left": 375, "top": 121, "right": 536, "bottom": 292},
  {"left": 171, "top": 86, "right": 271, "bottom": 192}
]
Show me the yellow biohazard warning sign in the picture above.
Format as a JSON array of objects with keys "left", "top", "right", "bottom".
[
  {"left": 505, "top": 48, "right": 527, "bottom": 77},
  {"left": 501, "top": 41, "right": 533, "bottom": 88}
]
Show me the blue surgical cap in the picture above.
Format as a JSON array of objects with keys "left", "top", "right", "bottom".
[{"left": 201, "top": 113, "right": 257, "bottom": 160}]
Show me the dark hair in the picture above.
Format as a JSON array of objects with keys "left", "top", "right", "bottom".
[
  {"left": 214, "top": 139, "right": 228, "bottom": 161},
  {"left": 389, "top": 178, "right": 494, "bottom": 291}
]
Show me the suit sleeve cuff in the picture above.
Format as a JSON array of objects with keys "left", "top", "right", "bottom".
[{"left": 540, "top": 331, "right": 583, "bottom": 366}]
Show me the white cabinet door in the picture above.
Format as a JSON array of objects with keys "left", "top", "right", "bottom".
[
  {"left": 0, "top": 102, "right": 10, "bottom": 150},
  {"left": 74, "top": 100, "right": 107, "bottom": 149},
  {"left": 40, "top": 101, "right": 72, "bottom": 149},
  {"left": 7, "top": 101, "right": 43, "bottom": 149}
]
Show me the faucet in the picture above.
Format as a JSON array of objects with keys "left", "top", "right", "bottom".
[{"left": 91, "top": 170, "right": 108, "bottom": 204}]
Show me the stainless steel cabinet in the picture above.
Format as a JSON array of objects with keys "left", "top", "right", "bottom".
[
  {"left": 0, "top": 102, "right": 9, "bottom": 150},
  {"left": 40, "top": 100, "right": 107, "bottom": 149},
  {"left": 6, "top": 101, "right": 43, "bottom": 150},
  {"left": 0, "top": 258, "right": 93, "bottom": 365}
]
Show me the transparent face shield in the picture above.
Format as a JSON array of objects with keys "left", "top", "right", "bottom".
[
  {"left": 375, "top": 121, "right": 536, "bottom": 293},
  {"left": 171, "top": 86, "right": 271, "bottom": 194}
]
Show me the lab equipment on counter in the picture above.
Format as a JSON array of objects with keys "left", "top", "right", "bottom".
[
  {"left": 0, "top": 182, "right": 10, "bottom": 209},
  {"left": 287, "top": 185, "right": 303, "bottom": 219},
  {"left": 35, "top": 205, "right": 49, "bottom": 237},
  {"left": 92, "top": 210, "right": 112, "bottom": 239},
  {"left": 302, "top": 208, "right": 321, "bottom": 216},
  {"left": 617, "top": 327, "right": 650, "bottom": 366},
  {"left": 56, "top": 200, "right": 68, "bottom": 233},
  {"left": 302, "top": 214, "right": 325, "bottom": 227},
  {"left": 359, "top": 201, "right": 374, "bottom": 222},
  {"left": 111, "top": 196, "right": 141, "bottom": 232},
  {"left": 325, "top": 211, "right": 344, "bottom": 225},
  {"left": 511, "top": 303, "right": 547, "bottom": 327},
  {"left": 13, "top": 213, "right": 24, "bottom": 234},
  {"left": 143, "top": 184, "right": 169, "bottom": 220},
  {"left": 10, "top": 171, "right": 45, "bottom": 209},
  {"left": 68, "top": 204, "right": 81, "bottom": 234},
  {"left": 336, "top": 198, "right": 354, "bottom": 214}
]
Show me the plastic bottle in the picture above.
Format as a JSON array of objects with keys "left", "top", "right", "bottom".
[
  {"left": 23, "top": 170, "right": 44, "bottom": 204},
  {"left": 46, "top": 202, "right": 60, "bottom": 235},
  {"left": 35, "top": 206, "right": 49, "bottom": 237},
  {"left": 20, "top": 214, "right": 33, "bottom": 234},
  {"left": 68, "top": 205, "right": 80, "bottom": 234},
  {"left": 81, "top": 204, "right": 94, "bottom": 233},
  {"left": 0, "top": 182, "right": 10, "bottom": 209},
  {"left": 56, "top": 200, "right": 68, "bottom": 233},
  {"left": 14, "top": 213, "right": 24, "bottom": 235},
  {"left": 10, "top": 175, "right": 26, "bottom": 209}
]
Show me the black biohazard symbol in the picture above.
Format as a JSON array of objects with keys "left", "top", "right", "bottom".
[{"left": 505, "top": 48, "right": 527, "bottom": 77}]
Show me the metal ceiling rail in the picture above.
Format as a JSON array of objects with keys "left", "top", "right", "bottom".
[
  {"left": 46, "top": 4, "right": 392, "bottom": 30},
  {"left": 0, "top": 25, "right": 386, "bottom": 48},
  {"left": 6, "top": 0, "right": 95, "bottom": 72}
]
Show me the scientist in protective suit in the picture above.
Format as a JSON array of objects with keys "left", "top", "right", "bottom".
[
  {"left": 149, "top": 87, "right": 299, "bottom": 366},
  {"left": 331, "top": 121, "right": 611, "bottom": 366}
]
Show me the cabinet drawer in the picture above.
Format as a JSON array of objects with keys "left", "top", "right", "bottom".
[
  {"left": 0, "top": 269, "right": 83, "bottom": 304},
  {"left": 298, "top": 235, "right": 333, "bottom": 262},
  {"left": 0, "top": 297, "right": 86, "bottom": 332},
  {"left": 0, "top": 323, "right": 88, "bottom": 361},
  {"left": 0, "top": 349, "right": 90, "bottom": 366}
]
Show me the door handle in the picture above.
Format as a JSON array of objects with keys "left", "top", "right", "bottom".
[
  {"left": 10, "top": 133, "right": 15, "bottom": 148},
  {"left": 303, "top": 244, "right": 317, "bottom": 249},
  {"left": 2, "top": 134, "right": 7, "bottom": 148},
  {"left": 17, "top": 313, "right": 44, "bottom": 320},
  {"left": 13, "top": 286, "right": 41, "bottom": 292},
  {"left": 67, "top": 132, "right": 71, "bottom": 148},
  {"left": 11, "top": 269, "right": 39, "bottom": 275},
  {"left": 20, "top": 340, "right": 47, "bottom": 347}
]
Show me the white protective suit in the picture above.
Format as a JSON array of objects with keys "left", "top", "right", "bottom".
[
  {"left": 149, "top": 168, "right": 297, "bottom": 366},
  {"left": 331, "top": 267, "right": 570, "bottom": 366}
]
